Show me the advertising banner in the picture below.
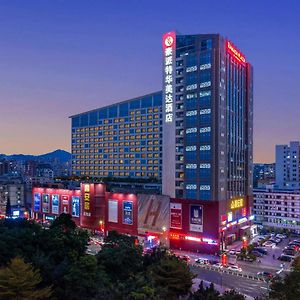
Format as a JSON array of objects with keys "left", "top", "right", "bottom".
[
  {"left": 61, "top": 195, "right": 69, "bottom": 214},
  {"left": 42, "top": 194, "right": 50, "bottom": 213},
  {"left": 170, "top": 203, "right": 182, "bottom": 229},
  {"left": 72, "top": 196, "right": 80, "bottom": 217},
  {"left": 34, "top": 193, "right": 41, "bottom": 212},
  {"left": 51, "top": 194, "right": 59, "bottom": 215},
  {"left": 123, "top": 201, "right": 133, "bottom": 225},
  {"left": 189, "top": 205, "right": 203, "bottom": 232},
  {"left": 138, "top": 194, "right": 170, "bottom": 234},
  {"left": 108, "top": 200, "right": 118, "bottom": 223}
]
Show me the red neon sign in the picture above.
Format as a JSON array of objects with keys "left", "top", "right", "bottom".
[{"left": 227, "top": 41, "right": 246, "bottom": 65}]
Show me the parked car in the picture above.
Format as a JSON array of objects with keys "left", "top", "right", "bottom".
[
  {"left": 278, "top": 254, "right": 293, "bottom": 262},
  {"left": 179, "top": 255, "right": 190, "bottom": 262},
  {"left": 229, "top": 249, "right": 237, "bottom": 256},
  {"left": 212, "top": 263, "right": 224, "bottom": 269},
  {"left": 227, "top": 265, "right": 242, "bottom": 272},
  {"left": 276, "top": 234, "right": 287, "bottom": 239},
  {"left": 263, "top": 241, "right": 276, "bottom": 248},
  {"left": 251, "top": 250, "right": 263, "bottom": 257},
  {"left": 257, "top": 271, "right": 273, "bottom": 279},
  {"left": 195, "top": 258, "right": 209, "bottom": 265},
  {"left": 254, "top": 247, "right": 268, "bottom": 255},
  {"left": 283, "top": 249, "right": 295, "bottom": 256}
]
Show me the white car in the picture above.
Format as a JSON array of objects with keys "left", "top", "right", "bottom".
[
  {"left": 212, "top": 263, "right": 224, "bottom": 269},
  {"left": 229, "top": 250, "right": 236, "bottom": 255},
  {"left": 263, "top": 241, "right": 276, "bottom": 248},
  {"left": 227, "top": 265, "right": 242, "bottom": 272}
]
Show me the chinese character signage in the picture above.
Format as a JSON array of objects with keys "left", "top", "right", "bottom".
[
  {"left": 170, "top": 203, "right": 182, "bottom": 229},
  {"left": 34, "top": 193, "right": 41, "bottom": 212},
  {"left": 72, "top": 196, "right": 80, "bottom": 217},
  {"left": 123, "top": 201, "right": 133, "bottom": 225},
  {"left": 51, "top": 194, "right": 59, "bottom": 214},
  {"left": 162, "top": 31, "right": 176, "bottom": 124},
  {"left": 229, "top": 197, "right": 244, "bottom": 210},
  {"left": 189, "top": 205, "right": 203, "bottom": 232},
  {"left": 83, "top": 184, "right": 91, "bottom": 217}
]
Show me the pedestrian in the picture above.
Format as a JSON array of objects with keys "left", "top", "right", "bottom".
[{"left": 273, "top": 254, "right": 275, "bottom": 259}]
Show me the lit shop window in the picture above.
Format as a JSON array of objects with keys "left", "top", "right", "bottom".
[
  {"left": 200, "top": 81, "right": 211, "bottom": 88},
  {"left": 186, "top": 110, "right": 197, "bottom": 117},
  {"left": 186, "top": 66, "right": 197, "bottom": 73},
  {"left": 186, "top": 164, "right": 197, "bottom": 169},
  {"left": 186, "top": 128, "right": 197, "bottom": 134}
]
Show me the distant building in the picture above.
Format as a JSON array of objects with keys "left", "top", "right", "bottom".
[
  {"left": 0, "top": 160, "right": 12, "bottom": 176},
  {"left": 0, "top": 177, "right": 26, "bottom": 217},
  {"left": 276, "top": 141, "right": 300, "bottom": 189},
  {"left": 254, "top": 188, "right": 300, "bottom": 233},
  {"left": 253, "top": 163, "right": 275, "bottom": 188}
]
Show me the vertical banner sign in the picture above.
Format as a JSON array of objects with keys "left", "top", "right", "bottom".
[
  {"left": 83, "top": 184, "right": 91, "bottom": 217},
  {"left": 51, "top": 194, "right": 59, "bottom": 214},
  {"left": 170, "top": 203, "right": 182, "bottom": 229},
  {"left": 108, "top": 200, "right": 118, "bottom": 223},
  {"left": 189, "top": 205, "right": 203, "bottom": 232},
  {"left": 123, "top": 201, "right": 133, "bottom": 225},
  {"left": 34, "top": 193, "right": 41, "bottom": 212},
  {"left": 42, "top": 194, "right": 50, "bottom": 213},
  {"left": 72, "top": 196, "right": 80, "bottom": 217},
  {"left": 61, "top": 195, "right": 69, "bottom": 213},
  {"left": 162, "top": 31, "right": 176, "bottom": 124}
]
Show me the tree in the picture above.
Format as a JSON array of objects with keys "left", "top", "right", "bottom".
[
  {"left": 50, "top": 213, "right": 76, "bottom": 231},
  {"left": 0, "top": 257, "right": 52, "bottom": 300},
  {"left": 63, "top": 255, "right": 111, "bottom": 300},
  {"left": 220, "top": 290, "right": 245, "bottom": 300},
  {"left": 97, "top": 231, "right": 143, "bottom": 281},
  {"left": 150, "top": 257, "right": 195, "bottom": 299},
  {"left": 189, "top": 281, "right": 220, "bottom": 300},
  {"left": 269, "top": 269, "right": 300, "bottom": 300}
]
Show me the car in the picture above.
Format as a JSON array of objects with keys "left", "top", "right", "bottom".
[
  {"left": 229, "top": 249, "right": 236, "bottom": 256},
  {"left": 195, "top": 258, "right": 209, "bottom": 265},
  {"left": 254, "top": 247, "right": 268, "bottom": 255},
  {"left": 257, "top": 271, "right": 273, "bottom": 279},
  {"left": 283, "top": 249, "right": 295, "bottom": 256},
  {"left": 269, "top": 238, "right": 281, "bottom": 244},
  {"left": 251, "top": 250, "right": 263, "bottom": 257},
  {"left": 285, "top": 245, "right": 297, "bottom": 251},
  {"left": 179, "top": 255, "right": 190, "bottom": 262},
  {"left": 276, "top": 234, "right": 287, "bottom": 239},
  {"left": 292, "top": 240, "right": 300, "bottom": 245},
  {"left": 263, "top": 241, "right": 276, "bottom": 248},
  {"left": 278, "top": 254, "right": 293, "bottom": 262},
  {"left": 212, "top": 263, "right": 224, "bottom": 269},
  {"left": 227, "top": 265, "right": 242, "bottom": 272}
]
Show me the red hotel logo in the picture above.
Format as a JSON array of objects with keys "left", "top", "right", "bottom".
[{"left": 227, "top": 41, "right": 246, "bottom": 65}]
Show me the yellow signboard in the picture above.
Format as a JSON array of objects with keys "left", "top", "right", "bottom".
[{"left": 229, "top": 198, "right": 244, "bottom": 210}]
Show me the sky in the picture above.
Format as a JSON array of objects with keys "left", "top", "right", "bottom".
[{"left": 0, "top": 0, "right": 299, "bottom": 162}]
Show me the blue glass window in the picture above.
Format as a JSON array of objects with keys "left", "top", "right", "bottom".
[
  {"left": 141, "top": 96, "right": 152, "bottom": 108},
  {"left": 153, "top": 93, "right": 162, "bottom": 106},
  {"left": 80, "top": 114, "right": 88, "bottom": 126},
  {"left": 186, "top": 73, "right": 197, "bottom": 85},
  {"left": 200, "top": 71, "right": 211, "bottom": 83},
  {"left": 119, "top": 103, "right": 129, "bottom": 117},
  {"left": 130, "top": 100, "right": 140, "bottom": 109},
  {"left": 200, "top": 52, "right": 212, "bottom": 65},
  {"left": 108, "top": 106, "right": 117, "bottom": 118},
  {"left": 72, "top": 117, "right": 80, "bottom": 128},
  {"left": 89, "top": 111, "right": 98, "bottom": 125},
  {"left": 186, "top": 169, "right": 197, "bottom": 178},
  {"left": 186, "top": 55, "right": 197, "bottom": 67},
  {"left": 201, "top": 39, "right": 212, "bottom": 51},
  {"left": 185, "top": 151, "right": 197, "bottom": 160},
  {"left": 186, "top": 99, "right": 197, "bottom": 110},
  {"left": 199, "top": 150, "right": 211, "bottom": 160},
  {"left": 186, "top": 189, "right": 197, "bottom": 199},
  {"left": 200, "top": 190, "right": 211, "bottom": 200},
  {"left": 200, "top": 132, "right": 212, "bottom": 142},
  {"left": 186, "top": 116, "right": 198, "bottom": 127},
  {"left": 99, "top": 109, "right": 108, "bottom": 119}
]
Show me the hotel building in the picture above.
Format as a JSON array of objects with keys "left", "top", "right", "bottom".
[
  {"left": 70, "top": 92, "right": 162, "bottom": 179},
  {"left": 69, "top": 32, "right": 254, "bottom": 250}
]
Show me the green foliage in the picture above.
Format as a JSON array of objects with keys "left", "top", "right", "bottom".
[
  {"left": 189, "top": 281, "right": 220, "bottom": 300},
  {"left": 269, "top": 269, "right": 300, "bottom": 300},
  {"left": 220, "top": 290, "right": 245, "bottom": 300},
  {"left": 0, "top": 257, "right": 52, "bottom": 300},
  {"left": 50, "top": 213, "right": 76, "bottom": 231},
  {"left": 150, "top": 257, "right": 195, "bottom": 299}
]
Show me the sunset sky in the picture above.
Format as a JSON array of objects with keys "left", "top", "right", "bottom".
[{"left": 1, "top": 0, "right": 299, "bottom": 162}]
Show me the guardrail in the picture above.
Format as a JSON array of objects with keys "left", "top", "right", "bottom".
[{"left": 191, "top": 263, "right": 266, "bottom": 282}]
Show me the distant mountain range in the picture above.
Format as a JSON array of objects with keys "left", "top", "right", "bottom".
[{"left": 0, "top": 149, "right": 71, "bottom": 163}]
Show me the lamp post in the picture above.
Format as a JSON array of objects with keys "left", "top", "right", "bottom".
[{"left": 162, "top": 226, "right": 167, "bottom": 247}]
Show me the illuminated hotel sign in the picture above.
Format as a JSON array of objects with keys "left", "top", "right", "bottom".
[
  {"left": 229, "top": 197, "right": 244, "bottom": 210},
  {"left": 227, "top": 41, "right": 246, "bottom": 65},
  {"left": 83, "top": 184, "right": 91, "bottom": 217},
  {"left": 162, "top": 31, "right": 176, "bottom": 123}
]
